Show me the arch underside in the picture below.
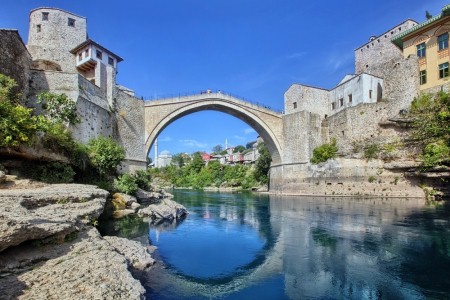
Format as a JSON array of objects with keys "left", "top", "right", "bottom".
[{"left": 145, "top": 101, "right": 282, "bottom": 165}]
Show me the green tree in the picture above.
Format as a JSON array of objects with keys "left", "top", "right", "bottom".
[
  {"left": 87, "top": 136, "right": 125, "bottom": 175},
  {"left": 409, "top": 92, "right": 450, "bottom": 168},
  {"left": 188, "top": 152, "right": 204, "bottom": 173},
  {"left": 0, "top": 74, "right": 45, "bottom": 148},
  {"left": 233, "top": 145, "right": 246, "bottom": 153},
  {"left": 211, "top": 144, "right": 223, "bottom": 154},
  {"left": 37, "top": 91, "right": 80, "bottom": 125},
  {"left": 255, "top": 142, "right": 272, "bottom": 184},
  {"left": 171, "top": 153, "right": 185, "bottom": 167}
]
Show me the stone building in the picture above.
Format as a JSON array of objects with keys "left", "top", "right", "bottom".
[
  {"left": 355, "top": 19, "right": 418, "bottom": 77},
  {"left": 0, "top": 7, "right": 147, "bottom": 172},
  {"left": 392, "top": 4, "right": 450, "bottom": 92}
]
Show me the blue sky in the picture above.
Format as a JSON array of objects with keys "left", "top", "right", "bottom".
[{"left": 1, "top": 1, "right": 446, "bottom": 157}]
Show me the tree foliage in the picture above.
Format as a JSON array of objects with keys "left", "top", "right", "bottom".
[
  {"left": 310, "top": 138, "right": 338, "bottom": 164},
  {"left": 87, "top": 136, "right": 125, "bottom": 175},
  {"left": 254, "top": 142, "right": 271, "bottom": 184},
  {"left": 211, "top": 144, "right": 223, "bottom": 154},
  {"left": 37, "top": 91, "right": 80, "bottom": 125},
  {"left": 0, "top": 74, "right": 45, "bottom": 148},
  {"left": 233, "top": 145, "right": 246, "bottom": 153},
  {"left": 409, "top": 92, "right": 450, "bottom": 168}
]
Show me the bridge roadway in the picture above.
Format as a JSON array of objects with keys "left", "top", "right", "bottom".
[{"left": 144, "top": 92, "right": 284, "bottom": 165}]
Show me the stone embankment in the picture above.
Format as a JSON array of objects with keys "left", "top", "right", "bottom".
[{"left": 0, "top": 183, "right": 154, "bottom": 299}]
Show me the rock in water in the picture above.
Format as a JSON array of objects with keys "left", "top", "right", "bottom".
[{"left": 138, "top": 198, "right": 187, "bottom": 221}]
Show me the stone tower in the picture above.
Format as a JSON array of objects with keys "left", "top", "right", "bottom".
[{"left": 27, "top": 7, "right": 87, "bottom": 73}]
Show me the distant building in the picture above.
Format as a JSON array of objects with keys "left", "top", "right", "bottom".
[
  {"left": 392, "top": 5, "right": 450, "bottom": 91},
  {"left": 157, "top": 150, "right": 172, "bottom": 167}
]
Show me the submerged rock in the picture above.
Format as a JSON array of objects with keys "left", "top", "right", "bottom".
[{"left": 138, "top": 198, "right": 187, "bottom": 222}]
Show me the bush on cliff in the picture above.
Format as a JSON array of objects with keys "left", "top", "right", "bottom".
[
  {"left": 310, "top": 138, "right": 338, "bottom": 164},
  {"left": 0, "top": 74, "right": 46, "bottom": 148},
  {"left": 409, "top": 92, "right": 450, "bottom": 168}
]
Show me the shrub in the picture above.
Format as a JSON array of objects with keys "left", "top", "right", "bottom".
[
  {"left": 37, "top": 91, "right": 80, "bottom": 125},
  {"left": 134, "top": 170, "right": 151, "bottom": 190},
  {"left": 30, "top": 162, "right": 75, "bottom": 183},
  {"left": 311, "top": 138, "right": 338, "bottom": 164},
  {"left": 115, "top": 173, "right": 138, "bottom": 195},
  {"left": 368, "top": 176, "right": 376, "bottom": 183},
  {"left": 364, "top": 143, "right": 380, "bottom": 160},
  {"left": 422, "top": 140, "right": 450, "bottom": 168},
  {"left": 0, "top": 101, "right": 44, "bottom": 148},
  {"left": 87, "top": 136, "right": 125, "bottom": 176}
]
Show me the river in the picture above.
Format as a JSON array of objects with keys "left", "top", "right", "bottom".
[{"left": 100, "top": 189, "right": 450, "bottom": 299}]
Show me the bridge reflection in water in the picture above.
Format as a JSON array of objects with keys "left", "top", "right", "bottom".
[{"left": 140, "top": 191, "right": 450, "bottom": 299}]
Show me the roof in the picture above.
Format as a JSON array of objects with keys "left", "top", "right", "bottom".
[
  {"left": 30, "top": 7, "right": 86, "bottom": 20},
  {"left": 354, "top": 19, "right": 417, "bottom": 51},
  {"left": 70, "top": 39, "right": 123, "bottom": 62},
  {"left": 392, "top": 5, "right": 450, "bottom": 49}
]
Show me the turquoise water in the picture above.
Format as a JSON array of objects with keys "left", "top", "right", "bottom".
[{"left": 106, "top": 190, "right": 450, "bottom": 299}]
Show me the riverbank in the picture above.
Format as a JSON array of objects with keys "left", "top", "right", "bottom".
[{"left": 0, "top": 178, "right": 154, "bottom": 299}]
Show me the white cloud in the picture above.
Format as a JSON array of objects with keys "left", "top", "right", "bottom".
[
  {"left": 179, "top": 139, "right": 208, "bottom": 149},
  {"left": 157, "top": 136, "right": 172, "bottom": 142},
  {"left": 244, "top": 128, "right": 256, "bottom": 135},
  {"left": 233, "top": 135, "right": 245, "bottom": 141}
]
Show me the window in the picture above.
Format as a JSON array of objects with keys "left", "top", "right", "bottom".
[
  {"left": 416, "top": 42, "right": 426, "bottom": 58},
  {"left": 68, "top": 18, "right": 75, "bottom": 27},
  {"left": 348, "top": 94, "right": 352, "bottom": 103},
  {"left": 96, "top": 50, "right": 102, "bottom": 59},
  {"left": 439, "top": 62, "right": 449, "bottom": 78},
  {"left": 85, "top": 49, "right": 89, "bottom": 57},
  {"left": 332, "top": 103, "right": 336, "bottom": 110},
  {"left": 78, "top": 53, "right": 82, "bottom": 61},
  {"left": 419, "top": 70, "right": 427, "bottom": 85},
  {"left": 36, "top": 24, "right": 41, "bottom": 33},
  {"left": 369, "top": 89, "right": 373, "bottom": 99},
  {"left": 339, "top": 98, "right": 344, "bottom": 107},
  {"left": 42, "top": 12, "right": 49, "bottom": 21},
  {"left": 293, "top": 102, "right": 297, "bottom": 109},
  {"left": 108, "top": 56, "right": 114, "bottom": 66},
  {"left": 438, "top": 33, "right": 449, "bottom": 50}
]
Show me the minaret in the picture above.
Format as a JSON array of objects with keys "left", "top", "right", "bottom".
[
  {"left": 154, "top": 138, "right": 158, "bottom": 168},
  {"left": 225, "top": 138, "right": 228, "bottom": 150}
]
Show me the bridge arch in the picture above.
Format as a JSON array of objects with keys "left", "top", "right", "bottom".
[{"left": 144, "top": 93, "right": 283, "bottom": 165}]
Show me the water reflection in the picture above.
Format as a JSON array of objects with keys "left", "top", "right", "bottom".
[{"left": 105, "top": 190, "right": 450, "bottom": 299}]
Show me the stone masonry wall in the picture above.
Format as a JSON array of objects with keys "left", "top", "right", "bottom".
[
  {"left": 114, "top": 89, "right": 147, "bottom": 173},
  {"left": 284, "top": 84, "right": 329, "bottom": 118},
  {"left": 282, "top": 111, "right": 322, "bottom": 165},
  {"left": 326, "top": 56, "right": 419, "bottom": 154},
  {"left": 0, "top": 30, "right": 32, "bottom": 98},
  {"left": 27, "top": 8, "right": 87, "bottom": 73},
  {"left": 355, "top": 19, "right": 417, "bottom": 76}
]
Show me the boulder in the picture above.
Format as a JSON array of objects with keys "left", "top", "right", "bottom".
[
  {"left": 0, "top": 228, "right": 145, "bottom": 300},
  {"left": 0, "top": 184, "right": 109, "bottom": 252},
  {"left": 135, "top": 188, "right": 162, "bottom": 204},
  {"left": 138, "top": 198, "right": 187, "bottom": 222},
  {"left": 104, "top": 235, "right": 155, "bottom": 270},
  {"left": 130, "top": 202, "right": 141, "bottom": 211}
]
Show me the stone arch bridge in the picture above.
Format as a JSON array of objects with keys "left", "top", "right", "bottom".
[{"left": 144, "top": 92, "right": 285, "bottom": 165}]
